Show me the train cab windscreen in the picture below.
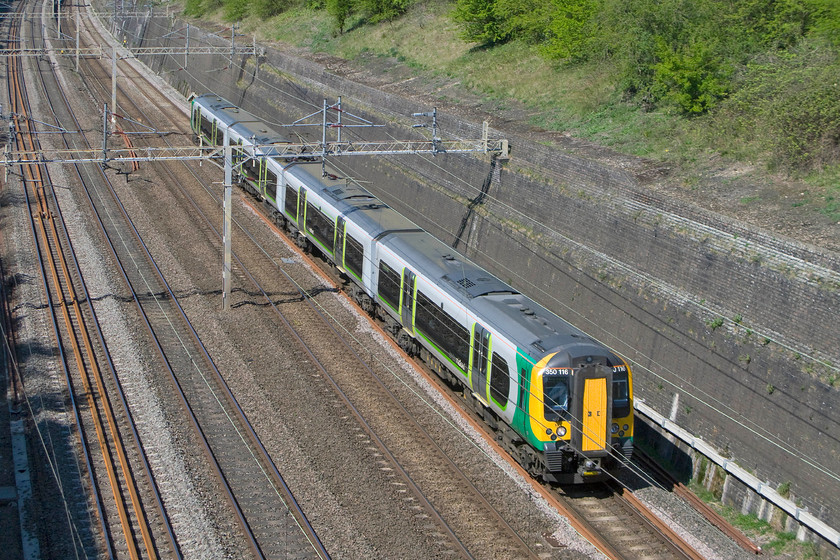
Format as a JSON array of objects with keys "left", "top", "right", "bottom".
[{"left": 543, "top": 371, "right": 569, "bottom": 422}]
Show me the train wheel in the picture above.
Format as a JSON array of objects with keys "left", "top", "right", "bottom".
[
  {"left": 517, "top": 445, "right": 538, "bottom": 476},
  {"left": 295, "top": 234, "right": 310, "bottom": 252},
  {"left": 397, "top": 331, "right": 417, "bottom": 356},
  {"left": 348, "top": 284, "right": 373, "bottom": 314}
]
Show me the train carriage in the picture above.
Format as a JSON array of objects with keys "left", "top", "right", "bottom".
[{"left": 190, "top": 94, "right": 634, "bottom": 483}]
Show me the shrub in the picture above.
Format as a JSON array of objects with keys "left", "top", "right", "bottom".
[
  {"left": 223, "top": 0, "right": 250, "bottom": 21},
  {"left": 452, "top": 0, "right": 508, "bottom": 45},
  {"left": 357, "top": 0, "right": 412, "bottom": 23},
  {"left": 543, "top": 0, "right": 597, "bottom": 60},
  {"left": 254, "top": 0, "right": 297, "bottom": 19},
  {"left": 653, "top": 40, "right": 732, "bottom": 114}
]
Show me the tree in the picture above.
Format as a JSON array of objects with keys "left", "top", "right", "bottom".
[
  {"left": 543, "top": 0, "right": 597, "bottom": 60},
  {"left": 653, "top": 40, "right": 731, "bottom": 114},
  {"left": 452, "top": 0, "right": 507, "bottom": 45},
  {"left": 357, "top": 0, "right": 411, "bottom": 23},
  {"left": 326, "top": 0, "right": 354, "bottom": 32}
]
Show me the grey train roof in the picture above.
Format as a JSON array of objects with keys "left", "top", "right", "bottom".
[
  {"left": 196, "top": 95, "right": 261, "bottom": 127},
  {"left": 289, "top": 161, "right": 419, "bottom": 236},
  {"left": 196, "top": 95, "right": 289, "bottom": 146},
  {"left": 474, "top": 293, "right": 608, "bottom": 360},
  {"left": 379, "top": 230, "right": 602, "bottom": 356}
]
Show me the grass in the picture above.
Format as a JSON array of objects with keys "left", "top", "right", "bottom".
[
  {"left": 805, "top": 164, "right": 840, "bottom": 222},
  {"left": 179, "top": 0, "right": 839, "bottom": 225},
  {"left": 687, "top": 480, "right": 820, "bottom": 558}
]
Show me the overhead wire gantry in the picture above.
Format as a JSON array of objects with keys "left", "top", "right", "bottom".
[{"left": 4, "top": 92, "right": 509, "bottom": 309}]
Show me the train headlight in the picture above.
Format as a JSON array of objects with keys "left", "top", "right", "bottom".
[
  {"left": 611, "top": 423, "right": 619, "bottom": 434},
  {"left": 623, "top": 424, "right": 630, "bottom": 432},
  {"left": 556, "top": 425, "right": 567, "bottom": 437},
  {"left": 583, "top": 459, "right": 600, "bottom": 471}
]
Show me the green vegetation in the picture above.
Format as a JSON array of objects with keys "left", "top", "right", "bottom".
[
  {"left": 777, "top": 481, "right": 791, "bottom": 498},
  {"left": 707, "top": 317, "right": 724, "bottom": 330},
  {"left": 182, "top": 0, "right": 840, "bottom": 214},
  {"left": 688, "top": 479, "right": 820, "bottom": 558}
]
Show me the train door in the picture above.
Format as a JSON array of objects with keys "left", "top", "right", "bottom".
[
  {"left": 471, "top": 325, "right": 490, "bottom": 403},
  {"left": 581, "top": 378, "right": 608, "bottom": 452},
  {"left": 233, "top": 140, "right": 244, "bottom": 180},
  {"left": 401, "top": 270, "right": 415, "bottom": 332},
  {"left": 334, "top": 217, "right": 346, "bottom": 271},
  {"left": 297, "top": 189, "right": 307, "bottom": 229},
  {"left": 258, "top": 158, "right": 266, "bottom": 195},
  {"left": 571, "top": 365, "right": 613, "bottom": 456}
]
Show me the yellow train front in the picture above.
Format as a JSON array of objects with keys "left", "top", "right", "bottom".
[{"left": 518, "top": 343, "right": 633, "bottom": 484}]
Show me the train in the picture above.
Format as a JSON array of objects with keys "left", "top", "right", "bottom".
[{"left": 190, "top": 93, "right": 634, "bottom": 484}]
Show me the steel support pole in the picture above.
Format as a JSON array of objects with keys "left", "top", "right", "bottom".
[
  {"left": 229, "top": 23, "right": 234, "bottom": 70},
  {"left": 321, "top": 98, "right": 327, "bottom": 175},
  {"left": 337, "top": 96, "right": 342, "bottom": 144},
  {"left": 75, "top": 12, "right": 80, "bottom": 72},
  {"left": 111, "top": 45, "right": 117, "bottom": 126},
  {"left": 222, "top": 129, "right": 232, "bottom": 311}
]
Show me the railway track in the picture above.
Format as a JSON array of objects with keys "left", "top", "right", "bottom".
[
  {"left": 5, "top": 1, "right": 173, "bottom": 558},
  {"left": 555, "top": 482, "right": 701, "bottom": 560},
  {"left": 7, "top": 1, "right": 330, "bottom": 558},
  {"left": 633, "top": 449, "right": 761, "bottom": 555},
  {"left": 87, "top": 46, "right": 545, "bottom": 560},
  {"left": 78, "top": 9, "right": 742, "bottom": 558}
]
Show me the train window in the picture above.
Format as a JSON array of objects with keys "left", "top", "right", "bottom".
[
  {"left": 489, "top": 353, "right": 509, "bottom": 408},
  {"left": 242, "top": 156, "right": 261, "bottom": 184},
  {"left": 345, "top": 235, "right": 364, "bottom": 280},
  {"left": 285, "top": 184, "right": 298, "bottom": 220},
  {"left": 265, "top": 167, "right": 277, "bottom": 201},
  {"left": 415, "top": 290, "right": 469, "bottom": 373},
  {"left": 543, "top": 373, "right": 569, "bottom": 422},
  {"left": 305, "top": 202, "right": 335, "bottom": 253},
  {"left": 377, "top": 261, "right": 400, "bottom": 311},
  {"left": 200, "top": 115, "right": 214, "bottom": 142},
  {"left": 233, "top": 140, "right": 244, "bottom": 166},
  {"left": 612, "top": 372, "right": 631, "bottom": 418}
]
